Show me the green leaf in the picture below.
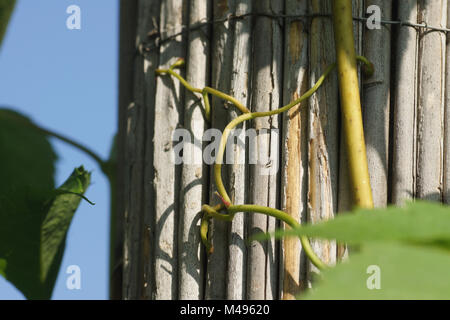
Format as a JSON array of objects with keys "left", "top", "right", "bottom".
[
  {"left": 302, "top": 242, "right": 450, "bottom": 300},
  {"left": 0, "top": 167, "right": 91, "bottom": 299},
  {"left": 0, "top": 108, "right": 56, "bottom": 194},
  {"left": 0, "top": 108, "right": 56, "bottom": 298},
  {"left": 0, "top": 0, "right": 15, "bottom": 48},
  {"left": 0, "top": 258, "right": 6, "bottom": 277},
  {"left": 0, "top": 109, "right": 91, "bottom": 298},
  {"left": 267, "top": 201, "right": 450, "bottom": 246}
]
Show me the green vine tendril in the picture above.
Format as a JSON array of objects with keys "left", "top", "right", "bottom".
[{"left": 156, "top": 55, "right": 373, "bottom": 271}]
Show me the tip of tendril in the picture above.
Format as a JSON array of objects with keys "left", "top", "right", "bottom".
[
  {"left": 215, "top": 191, "right": 231, "bottom": 208},
  {"left": 170, "top": 58, "right": 185, "bottom": 69}
]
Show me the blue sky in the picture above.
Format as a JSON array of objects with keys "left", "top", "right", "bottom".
[{"left": 0, "top": 0, "right": 119, "bottom": 299}]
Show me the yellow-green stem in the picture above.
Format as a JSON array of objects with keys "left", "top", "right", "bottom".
[
  {"left": 157, "top": 55, "right": 374, "bottom": 271},
  {"left": 332, "top": 0, "right": 373, "bottom": 209},
  {"left": 228, "top": 205, "right": 326, "bottom": 270},
  {"left": 155, "top": 68, "right": 250, "bottom": 117},
  {"left": 213, "top": 63, "right": 337, "bottom": 205}
]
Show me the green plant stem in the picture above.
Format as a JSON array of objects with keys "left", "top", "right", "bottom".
[
  {"left": 214, "top": 63, "right": 336, "bottom": 205},
  {"left": 202, "top": 91, "right": 211, "bottom": 120},
  {"left": 155, "top": 65, "right": 251, "bottom": 118},
  {"left": 228, "top": 205, "right": 325, "bottom": 270},
  {"left": 54, "top": 189, "right": 96, "bottom": 205},
  {"left": 40, "top": 126, "right": 106, "bottom": 168},
  {"left": 200, "top": 203, "right": 325, "bottom": 269},
  {"left": 332, "top": 0, "right": 373, "bottom": 209},
  {"left": 1, "top": 111, "right": 107, "bottom": 168},
  {"left": 158, "top": 55, "right": 374, "bottom": 272},
  {"left": 0, "top": 0, "right": 16, "bottom": 47},
  {"left": 202, "top": 63, "right": 336, "bottom": 270}
]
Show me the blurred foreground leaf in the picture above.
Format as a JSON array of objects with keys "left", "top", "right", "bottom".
[
  {"left": 254, "top": 201, "right": 450, "bottom": 299},
  {"left": 265, "top": 201, "right": 450, "bottom": 247},
  {"left": 0, "top": 108, "right": 56, "bottom": 195},
  {"left": 0, "top": 0, "right": 15, "bottom": 48},
  {"left": 302, "top": 243, "right": 450, "bottom": 300}
]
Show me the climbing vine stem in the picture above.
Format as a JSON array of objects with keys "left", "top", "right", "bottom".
[
  {"left": 333, "top": 0, "right": 374, "bottom": 209},
  {"left": 156, "top": 54, "right": 373, "bottom": 271},
  {"left": 0, "top": 111, "right": 107, "bottom": 170}
]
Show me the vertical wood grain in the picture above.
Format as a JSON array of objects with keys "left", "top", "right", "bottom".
[
  {"left": 307, "top": 0, "right": 338, "bottom": 280},
  {"left": 123, "top": 0, "right": 161, "bottom": 300},
  {"left": 120, "top": 0, "right": 450, "bottom": 301},
  {"left": 246, "top": 0, "right": 283, "bottom": 300},
  {"left": 226, "top": 0, "right": 252, "bottom": 300},
  {"left": 178, "top": 0, "right": 210, "bottom": 300},
  {"left": 416, "top": 0, "right": 447, "bottom": 202},
  {"left": 151, "top": 0, "right": 188, "bottom": 299},
  {"left": 279, "top": 0, "right": 309, "bottom": 299},
  {"left": 116, "top": 0, "right": 138, "bottom": 300},
  {"left": 392, "top": 1, "right": 418, "bottom": 205},
  {"left": 444, "top": 1, "right": 450, "bottom": 204},
  {"left": 205, "top": 0, "right": 235, "bottom": 299},
  {"left": 362, "top": 0, "right": 392, "bottom": 207}
]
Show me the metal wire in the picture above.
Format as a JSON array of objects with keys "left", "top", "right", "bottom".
[
  {"left": 138, "top": 12, "right": 450, "bottom": 56},
  {"left": 353, "top": 16, "right": 450, "bottom": 33}
]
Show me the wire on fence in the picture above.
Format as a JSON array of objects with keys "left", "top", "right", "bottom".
[{"left": 138, "top": 12, "right": 450, "bottom": 56}]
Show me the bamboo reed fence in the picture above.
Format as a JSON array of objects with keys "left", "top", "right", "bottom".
[{"left": 116, "top": 0, "right": 449, "bottom": 300}]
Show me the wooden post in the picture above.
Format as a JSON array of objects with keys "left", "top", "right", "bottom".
[
  {"left": 140, "top": 1, "right": 163, "bottom": 300},
  {"left": 115, "top": 0, "right": 138, "bottom": 300},
  {"left": 362, "top": 0, "right": 392, "bottom": 208},
  {"left": 246, "top": 0, "right": 283, "bottom": 300},
  {"left": 178, "top": 0, "right": 210, "bottom": 300},
  {"left": 416, "top": 0, "right": 447, "bottom": 202},
  {"left": 123, "top": 0, "right": 162, "bottom": 300},
  {"left": 445, "top": 0, "right": 450, "bottom": 204},
  {"left": 118, "top": 0, "right": 450, "bottom": 301},
  {"left": 152, "top": 0, "right": 188, "bottom": 299},
  {"left": 279, "top": 0, "right": 309, "bottom": 300},
  {"left": 226, "top": 0, "right": 251, "bottom": 300},
  {"left": 205, "top": 0, "right": 234, "bottom": 300},
  {"left": 307, "top": 0, "right": 339, "bottom": 281},
  {"left": 392, "top": 1, "right": 418, "bottom": 205}
]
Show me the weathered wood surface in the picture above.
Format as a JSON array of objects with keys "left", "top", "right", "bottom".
[
  {"left": 445, "top": 1, "right": 450, "bottom": 204},
  {"left": 119, "top": 0, "right": 450, "bottom": 300},
  {"left": 392, "top": 1, "right": 418, "bottom": 205},
  {"left": 226, "top": 0, "right": 251, "bottom": 300},
  {"left": 362, "top": 0, "right": 391, "bottom": 208},
  {"left": 123, "top": 0, "right": 162, "bottom": 300},
  {"left": 152, "top": 0, "right": 188, "bottom": 299},
  {"left": 140, "top": 0, "right": 163, "bottom": 300},
  {"left": 115, "top": 0, "right": 138, "bottom": 300},
  {"left": 246, "top": 0, "right": 283, "bottom": 300},
  {"left": 416, "top": 0, "right": 447, "bottom": 202},
  {"left": 205, "top": 0, "right": 235, "bottom": 300},
  {"left": 279, "top": 0, "right": 309, "bottom": 300},
  {"left": 307, "top": 0, "right": 339, "bottom": 280},
  {"left": 178, "top": 0, "right": 210, "bottom": 300}
]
